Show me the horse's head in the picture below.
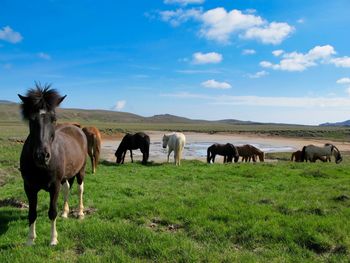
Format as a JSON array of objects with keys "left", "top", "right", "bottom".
[
  {"left": 18, "top": 84, "right": 66, "bottom": 167},
  {"left": 334, "top": 148, "right": 343, "bottom": 164},
  {"left": 162, "top": 134, "right": 169, "bottom": 149}
]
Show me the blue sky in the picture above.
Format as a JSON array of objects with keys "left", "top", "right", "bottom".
[{"left": 1, "top": 0, "right": 350, "bottom": 125}]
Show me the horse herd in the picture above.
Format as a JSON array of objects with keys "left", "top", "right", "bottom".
[{"left": 16, "top": 86, "right": 343, "bottom": 246}]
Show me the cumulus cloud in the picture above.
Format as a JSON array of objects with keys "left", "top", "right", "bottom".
[
  {"left": 331, "top": 57, "right": 350, "bottom": 68},
  {"left": 242, "top": 49, "right": 256, "bottom": 55},
  {"left": 201, "top": 79, "right": 231, "bottom": 89},
  {"left": 164, "top": 0, "right": 204, "bottom": 5},
  {"left": 0, "top": 26, "right": 23, "bottom": 43},
  {"left": 248, "top": 70, "right": 269, "bottom": 79},
  {"left": 159, "top": 7, "right": 293, "bottom": 44},
  {"left": 243, "top": 22, "right": 294, "bottom": 45},
  {"left": 336, "top": 78, "right": 350, "bottom": 85},
  {"left": 260, "top": 45, "right": 336, "bottom": 72},
  {"left": 38, "top": 52, "right": 51, "bottom": 60},
  {"left": 272, "top": 49, "right": 284, "bottom": 57},
  {"left": 159, "top": 8, "right": 202, "bottom": 27},
  {"left": 192, "top": 52, "right": 223, "bottom": 64},
  {"left": 113, "top": 100, "right": 126, "bottom": 111}
]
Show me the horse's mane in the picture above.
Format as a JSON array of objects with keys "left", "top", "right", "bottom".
[{"left": 19, "top": 83, "right": 64, "bottom": 120}]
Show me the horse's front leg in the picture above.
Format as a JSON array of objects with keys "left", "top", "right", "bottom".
[
  {"left": 167, "top": 148, "right": 172, "bottom": 163},
  {"left": 122, "top": 151, "right": 126, "bottom": 164},
  {"left": 48, "top": 184, "right": 60, "bottom": 246},
  {"left": 130, "top": 150, "right": 133, "bottom": 163},
  {"left": 24, "top": 184, "right": 38, "bottom": 246}
]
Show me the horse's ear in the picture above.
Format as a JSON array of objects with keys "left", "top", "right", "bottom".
[
  {"left": 18, "top": 94, "right": 28, "bottom": 103},
  {"left": 57, "top": 95, "right": 67, "bottom": 106}
]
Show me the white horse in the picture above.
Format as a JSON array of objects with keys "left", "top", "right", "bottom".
[
  {"left": 162, "top": 132, "right": 186, "bottom": 166},
  {"left": 302, "top": 144, "right": 342, "bottom": 164}
]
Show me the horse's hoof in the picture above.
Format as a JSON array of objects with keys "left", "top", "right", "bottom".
[
  {"left": 61, "top": 213, "right": 68, "bottom": 218},
  {"left": 50, "top": 239, "right": 58, "bottom": 246}
]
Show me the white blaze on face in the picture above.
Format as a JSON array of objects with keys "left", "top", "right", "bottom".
[{"left": 39, "top": 109, "right": 47, "bottom": 115}]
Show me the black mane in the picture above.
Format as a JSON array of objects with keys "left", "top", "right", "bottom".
[{"left": 20, "top": 83, "right": 63, "bottom": 120}]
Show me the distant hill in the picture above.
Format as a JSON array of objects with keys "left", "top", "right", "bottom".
[
  {"left": 0, "top": 100, "right": 263, "bottom": 125},
  {"left": 319, "top": 120, "right": 350, "bottom": 127}
]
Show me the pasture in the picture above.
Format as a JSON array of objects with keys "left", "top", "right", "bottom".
[{"left": 1, "top": 128, "right": 350, "bottom": 262}]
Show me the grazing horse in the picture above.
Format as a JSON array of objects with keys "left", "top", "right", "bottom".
[
  {"left": 162, "top": 132, "right": 186, "bottom": 166},
  {"left": 301, "top": 144, "right": 342, "bottom": 163},
  {"left": 291, "top": 150, "right": 303, "bottom": 162},
  {"left": 115, "top": 132, "right": 150, "bottom": 165},
  {"left": 18, "top": 85, "right": 87, "bottom": 246},
  {"left": 207, "top": 143, "right": 239, "bottom": 163},
  {"left": 236, "top": 144, "right": 264, "bottom": 162},
  {"left": 82, "top": 127, "right": 102, "bottom": 174}
]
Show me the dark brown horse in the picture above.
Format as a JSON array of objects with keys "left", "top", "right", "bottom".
[
  {"left": 236, "top": 144, "right": 264, "bottom": 162},
  {"left": 82, "top": 126, "right": 102, "bottom": 174},
  {"left": 18, "top": 85, "right": 87, "bottom": 246},
  {"left": 115, "top": 132, "right": 150, "bottom": 165},
  {"left": 207, "top": 143, "right": 239, "bottom": 163},
  {"left": 291, "top": 150, "right": 303, "bottom": 162}
]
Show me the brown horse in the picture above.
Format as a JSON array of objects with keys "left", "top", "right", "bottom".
[
  {"left": 18, "top": 85, "right": 87, "bottom": 246},
  {"left": 236, "top": 144, "right": 264, "bottom": 162},
  {"left": 207, "top": 143, "right": 239, "bottom": 163},
  {"left": 291, "top": 150, "right": 303, "bottom": 162},
  {"left": 82, "top": 127, "right": 102, "bottom": 174}
]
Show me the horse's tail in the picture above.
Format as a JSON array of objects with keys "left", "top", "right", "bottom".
[
  {"left": 207, "top": 147, "right": 212, "bottom": 163},
  {"left": 94, "top": 133, "right": 101, "bottom": 167},
  {"left": 291, "top": 152, "right": 295, "bottom": 161},
  {"left": 301, "top": 146, "right": 306, "bottom": 162}
]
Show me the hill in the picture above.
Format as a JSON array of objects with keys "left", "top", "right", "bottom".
[{"left": 319, "top": 120, "right": 350, "bottom": 127}]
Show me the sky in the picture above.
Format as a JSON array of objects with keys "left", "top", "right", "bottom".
[{"left": 1, "top": 0, "right": 350, "bottom": 125}]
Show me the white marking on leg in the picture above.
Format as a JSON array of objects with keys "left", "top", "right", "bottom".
[
  {"left": 61, "top": 180, "right": 70, "bottom": 218},
  {"left": 78, "top": 182, "right": 84, "bottom": 219},
  {"left": 26, "top": 221, "right": 36, "bottom": 246},
  {"left": 50, "top": 218, "right": 58, "bottom": 246}
]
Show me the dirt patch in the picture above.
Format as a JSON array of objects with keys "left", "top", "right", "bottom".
[
  {"left": 333, "top": 194, "right": 350, "bottom": 202},
  {"left": 0, "top": 198, "right": 28, "bottom": 209},
  {"left": 147, "top": 217, "right": 183, "bottom": 233},
  {"left": 69, "top": 207, "right": 97, "bottom": 218}
]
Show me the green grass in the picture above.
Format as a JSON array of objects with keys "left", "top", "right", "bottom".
[{"left": 1, "top": 138, "right": 350, "bottom": 262}]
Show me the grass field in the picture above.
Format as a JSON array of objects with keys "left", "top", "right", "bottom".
[{"left": 1, "top": 133, "right": 350, "bottom": 262}]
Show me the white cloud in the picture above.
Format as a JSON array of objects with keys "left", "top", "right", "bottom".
[
  {"left": 243, "top": 22, "right": 294, "bottom": 45},
  {"left": 242, "top": 49, "right": 256, "bottom": 55},
  {"left": 336, "top": 78, "right": 350, "bottom": 85},
  {"left": 0, "top": 26, "right": 23, "bottom": 43},
  {"left": 160, "top": 7, "right": 293, "bottom": 45},
  {"left": 192, "top": 52, "right": 223, "bottom": 64},
  {"left": 113, "top": 100, "right": 126, "bottom": 111},
  {"left": 346, "top": 87, "right": 350, "bottom": 96},
  {"left": 248, "top": 70, "right": 269, "bottom": 79},
  {"left": 201, "top": 79, "right": 231, "bottom": 89},
  {"left": 272, "top": 49, "right": 284, "bottom": 57},
  {"left": 331, "top": 56, "right": 350, "bottom": 68},
  {"left": 164, "top": 0, "right": 204, "bottom": 5},
  {"left": 261, "top": 45, "right": 336, "bottom": 72},
  {"left": 159, "top": 8, "right": 202, "bottom": 27},
  {"left": 199, "top": 8, "right": 264, "bottom": 43},
  {"left": 38, "top": 52, "right": 51, "bottom": 60},
  {"left": 297, "top": 18, "right": 305, "bottom": 24}
]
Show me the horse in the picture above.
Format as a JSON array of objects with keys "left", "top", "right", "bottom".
[
  {"left": 291, "top": 150, "right": 303, "bottom": 162},
  {"left": 236, "top": 144, "right": 264, "bottom": 162},
  {"left": 291, "top": 150, "right": 328, "bottom": 162},
  {"left": 301, "top": 144, "right": 342, "bottom": 163},
  {"left": 162, "top": 132, "right": 186, "bottom": 166},
  {"left": 115, "top": 132, "right": 150, "bottom": 165},
  {"left": 18, "top": 85, "right": 87, "bottom": 246},
  {"left": 207, "top": 143, "right": 239, "bottom": 163},
  {"left": 82, "top": 127, "right": 102, "bottom": 174}
]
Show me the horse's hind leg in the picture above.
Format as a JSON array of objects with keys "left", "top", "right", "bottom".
[
  {"left": 48, "top": 184, "right": 60, "bottom": 246},
  {"left": 76, "top": 167, "right": 86, "bottom": 219},
  {"left": 61, "top": 180, "right": 70, "bottom": 218},
  {"left": 130, "top": 150, "right": 133, "bottom": 163},
  {"left": 24, "top": 185, "right": 38, "bottom": 246}
]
